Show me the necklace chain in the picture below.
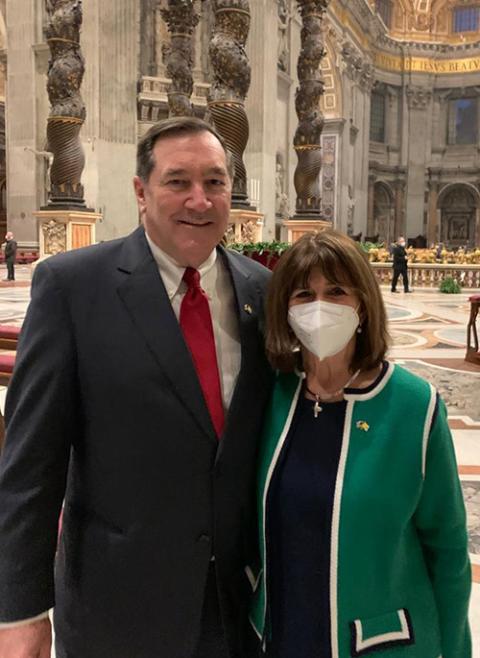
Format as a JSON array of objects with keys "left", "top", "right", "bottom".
[{"left": 306, "top": 369, "right": 361, "bottom": 418}]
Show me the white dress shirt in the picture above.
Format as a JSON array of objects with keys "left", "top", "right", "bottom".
[
  {"left": 1, "top": 234, "right": 242, "bottom": 628},
  {"left": 145, "top": 234, "right": 241, "bottom": 410}
]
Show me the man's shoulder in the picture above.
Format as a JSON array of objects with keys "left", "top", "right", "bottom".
[
  {"left": 36, "top": 228, "right": 143, "bottom": 279},
  {"left": 222, "top": 248, "right": 272, "bottom": 284}
]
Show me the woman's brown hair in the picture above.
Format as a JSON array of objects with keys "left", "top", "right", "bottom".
[{"left": 266, "top": 229, "right": 390, "bottom": 372}]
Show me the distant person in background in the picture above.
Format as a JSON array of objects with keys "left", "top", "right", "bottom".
[
  {"left": 391, "top": 235, "right": 410, "bottom": 293},
  {"left": 3, "top": 232, "right": 17, "bottom": 282}
]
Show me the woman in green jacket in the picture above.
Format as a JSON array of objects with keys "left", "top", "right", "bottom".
[{"left": 249, "top": 230, "right": 471, "bottom": 658}]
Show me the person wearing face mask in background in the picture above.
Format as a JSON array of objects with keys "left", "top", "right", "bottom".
[
  {"left": 248, "top": 230, "right": 471, "bottom": 658},
  {"left": 391, "top": 235, "right": 411, "bottom": 293}
]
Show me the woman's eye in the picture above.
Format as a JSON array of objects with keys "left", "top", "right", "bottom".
[
  {"left": 328, "top": 287, "right": 346, "bottom": 296},
  {"left": 294, "top": 290, "right": 312, "bottom": 299}
]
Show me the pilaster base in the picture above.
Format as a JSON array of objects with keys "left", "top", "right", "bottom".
[
  {"left": 227, "top": 209, "right": 264, "bottom": 244},
  {"left": 283, "top": 219, "right": 332, "bottom": 244},
  {"left": 34, "top": 210, "right": 102, "bottom": 257}
]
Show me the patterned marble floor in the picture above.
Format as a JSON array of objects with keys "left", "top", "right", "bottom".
[{"left": 0, "top": 267, "right": 479, "bottom": 654}]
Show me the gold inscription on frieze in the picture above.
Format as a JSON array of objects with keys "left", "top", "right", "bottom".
[{"left": 374, "top": 52, "right": 480, "bottom": 75}]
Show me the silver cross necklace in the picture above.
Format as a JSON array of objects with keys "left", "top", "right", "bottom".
[{"left": 305, "top": 369, "right": 361, "bottom": 418}]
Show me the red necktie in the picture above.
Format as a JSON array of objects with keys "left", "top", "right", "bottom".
[{"left": 179, "top": 267, "right": 225, "bottom": 438}]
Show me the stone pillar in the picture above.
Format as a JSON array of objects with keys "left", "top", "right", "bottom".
[
  {"left": 476, "top": 207, "right": 480, "bottom": 247},
  {"left": 292, "top": 0, "right": 329, "bottom": 222},
  {"left": 404, "top": 83, "right": 432, "bottom": 239},
  {"left": 207, "top": 0, "right": 252, "bottom": 209},
  {"left": 244, "top": 0, "right": 278, "bottom": 239},
  {"left": 160, "top": 1, "right": 199, "bottom": 117},
  {"left": 394, "top": 179, "right": 405, "bottom": 239},
  {"left": 79, "top": 0, "right": 138, "bottom": 241},
  {"left": 5, "top": 0, "right": 38, "bottom": 244},
  {"left": 140, "top": 0, "right": 158, "bottom": 77},
  {"left": 427, "top": 180, "right": 439, "bottom": 246},
  {"left": 367, "top": 173, "right": 376, "bottom": 236}
]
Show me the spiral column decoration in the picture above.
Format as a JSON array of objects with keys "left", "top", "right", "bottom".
[
  {"left": 160, "top": 0, "right": 199, "bottom": 117},
  {"left": 44, "top": 0, "right": 87, "bottom": 209},
  {"left": 293, "top": 0, "right": 329, "bottom": 219},
  {"left": 206, "top": 0, "right": 252, "bottom": 208}
]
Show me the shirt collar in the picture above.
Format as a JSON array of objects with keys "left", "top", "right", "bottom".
[{"left": 145, "top": 232, "right": 217, "bottom": 300}]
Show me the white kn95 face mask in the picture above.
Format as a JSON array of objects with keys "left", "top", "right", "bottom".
[{"left": 288, "top": 299, "right": 360, "bottom": 360}]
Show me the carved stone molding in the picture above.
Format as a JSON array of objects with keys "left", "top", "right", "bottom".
[
  {"left": 44, "top": 0, "right": 87, "bottom": 209},
  {"left": 206, "top": 0, "right": 252, "bottom": 208},
  {"left": 160, "top": 0, "right": 199, "bottom": 117},
  {"left": 293, "top": 0, "right": 330, "bottom": 220},
  {"left": 341, "top": 40, "right": 374, "bottom": 90},
  {"left": 406, "top": 85, "right": 433, "bottom": 109}
]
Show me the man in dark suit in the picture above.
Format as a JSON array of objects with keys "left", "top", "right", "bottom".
[
  {"left": 0, "top": 117, "right": 272, "bottom": 658},
  {"left": 3, "top": 232, "right": 17, "bottom": 282},
  {"left": 391, "top": 235, "right": 411, "bottom": 293}
]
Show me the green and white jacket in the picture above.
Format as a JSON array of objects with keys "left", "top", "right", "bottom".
[{"left": 249, "top": 362, "right": 471, "bottom": 658}]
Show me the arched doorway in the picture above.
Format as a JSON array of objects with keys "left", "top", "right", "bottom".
[
  {"left": 438, "top": 184, "right": 479, "bottom": 249},
  {"left": 373, "top": 182, "right": 394, "bottom": 244}
]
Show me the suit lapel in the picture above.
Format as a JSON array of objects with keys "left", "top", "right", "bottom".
[
  {"left": 218, "top": 247, "right": 266, "bottom": 442},
  {"left": 116, "top": 227, "right": 217, "bottom": 443}
]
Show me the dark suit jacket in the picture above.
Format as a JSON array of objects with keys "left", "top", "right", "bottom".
[
  {"left": 392, "top": 244, "right": 408, "bottom": 270},
  {"left": 0, "top": 226, "right": 273, "bottom": 658},
  {"left": 4, "top": 239, "right": 17, "bottom": 263}
]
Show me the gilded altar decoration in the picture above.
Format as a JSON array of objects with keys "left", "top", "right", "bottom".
[
  {"left": 206, "top": 0, "right": 252, "bottom": 208},
  {"left": 44, "top": 0, "right": 87, "bottom": 208},
  {"left": 160, "top": 0, "right": 199, "bottom": 117},
  {"left": 293, "top": 0, "right": 330, "bottom": 219}
]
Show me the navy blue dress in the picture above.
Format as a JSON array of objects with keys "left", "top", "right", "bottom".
[{"left": 266, "top": 394, "right": 346, "bottom": 658}]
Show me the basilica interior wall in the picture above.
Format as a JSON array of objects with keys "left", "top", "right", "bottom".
[{"left": 2, "top": 0, "right": 480, "bottom": 247}]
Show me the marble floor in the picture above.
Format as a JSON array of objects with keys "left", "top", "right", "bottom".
[{"left": 0, "top": 266, "right": 479, "bottom": 655}]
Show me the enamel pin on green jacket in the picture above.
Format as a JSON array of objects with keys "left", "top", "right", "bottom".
[{"left": 249, "top": 362, "right": 471, "bottom": 658}]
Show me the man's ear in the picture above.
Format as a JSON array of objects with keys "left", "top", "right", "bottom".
[{"left": 133, "top": 176, "right": 146, "bottom": 212}]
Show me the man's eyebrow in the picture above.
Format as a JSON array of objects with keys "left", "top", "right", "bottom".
[
  {"left": 162, "top": 168, "right": 188, "bottom": 177},
  {"left": 205, "top": 166, "right": 228, "bottom": 176},
  {"left": 162, "top": 166, "right": 228, "bottom": 178}
]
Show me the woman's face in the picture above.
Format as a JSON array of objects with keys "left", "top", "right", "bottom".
[{"left": 288, "top": 267, "right": 360, "bottom": 312}]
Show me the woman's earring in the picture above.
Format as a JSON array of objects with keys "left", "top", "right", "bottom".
[{"left": 357, "top": 325, "right": 362, "bottom": 334}]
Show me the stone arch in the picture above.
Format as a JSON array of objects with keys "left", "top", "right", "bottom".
[
  {"left": 372, "top": 181, "right": 395, "bottom": 244},
  {"left": 437, "top": 183, "right": 480, "bottom": 248},
  {"left": 319, "top": 33, "right": 342, "bottom": 119}
]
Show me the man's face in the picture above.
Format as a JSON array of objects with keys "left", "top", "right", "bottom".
[{"left": 133, "top": 131, "right": 232, "bottom": 268}]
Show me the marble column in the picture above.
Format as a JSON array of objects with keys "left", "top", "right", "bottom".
[
  {"left": 367, "top": 173, "right": 376, "bottom": 236},
  {"left": 44, "top": 0, "right": 88, "bottom": 209},
  {"left": 427, "top": 181, "right": 439, "bottom": 246},
  {"left": 207, "top": 0, "right": 252, "bottom": 209},
  {"left": 404, "top": 82, "right": 433, "bottom": 239},
  {"left": 394, "top": 180, "right": 405, "bottom": 239},
  {"left": 4, "top": 0, "right": 38, "bottom": 244},
  {"left": 160, "top": 0, "right": 199, "bottom": 117},
  {"left": 79, "top": 0, "right": 139, "bottom": 241},
  {"left": 292, "top": 0, "right": 329, "bottom": 221},
  {"left": 244, "top": 0, "right": 278, "bottom": 238}
]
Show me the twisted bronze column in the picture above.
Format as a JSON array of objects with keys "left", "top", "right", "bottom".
[
  {"left": 206, "top": 0, "right": 251, "bottom": 208},
  {"left": 44, "top": 0, "right": 87, "bottom": 209},
  {"left": 293, "top": 0, "right": 329, "bottom": 219},
  {"left": 160, "top": 0, "right": 199, "bottom": 117}
]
